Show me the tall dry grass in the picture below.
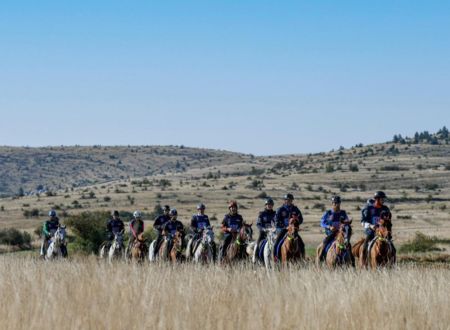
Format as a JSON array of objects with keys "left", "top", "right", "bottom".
[{"left": 0, "top": 256, "right": 449, "bottom": 330}]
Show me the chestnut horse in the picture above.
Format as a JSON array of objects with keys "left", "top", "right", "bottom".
[
  {"left": 280, "top": 217, "right": 304, "bottom": 266},
  {"left": 169, "top": 231, "right": 185, "bottom": 263},
  {"left": 369, "top": 225, "right": 396, "bottom": 269},
  {"left": 130, "top": 233, "right": 148, "bottom": 263},
  {"left": 324, "top": 223, "right": 353, "bottom": 268},
  {"left": 352, "top": 218, "right": 395, "bottom": 269},
  {"left": 222, "top": 223, "right": 253, "bottom": 265}
]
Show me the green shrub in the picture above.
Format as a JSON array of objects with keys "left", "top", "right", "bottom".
[
  {"left": 65, "top": 211, "right": 110, "bottom": 254},
  {"left": 0, "top": 228, "right": 32, "bottom": 249},
  {"left": 399, "top": 232, "right": 442, "bottom": 253}
]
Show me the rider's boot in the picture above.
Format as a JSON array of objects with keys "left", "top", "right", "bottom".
[{"left": 361, "top": 237, "right": 370, "bottom": 267}]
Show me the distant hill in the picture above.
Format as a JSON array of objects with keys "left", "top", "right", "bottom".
[
  {"left": 0, "top": 145, "right": 253, "bottom": 197},
  {"left": 1, "top": 127, "right": 448, "bottom": 197}
]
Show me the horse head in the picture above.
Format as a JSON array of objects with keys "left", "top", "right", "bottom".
[
  {"left": 114, "top": 231, "right": 124, "bottom": 250},
  {"left": 203, "top": 227, "right": 214, "bottom": 245},
  {"left": 240, "top": 223, "right": 253, "bottom": 243}
]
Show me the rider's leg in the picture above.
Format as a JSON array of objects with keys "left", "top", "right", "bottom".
[
  {"left": 320, "top": 232, "right": 335, "bottom": 261},
  {"left": 273, "top": 229, "right": 287, "bottom": 258},
  {"left": 154, "top": 234, "right": 163, "bottom": 257},
  {"left": 40, "top": 237, "right": 48, "bottom": 257},
  {"left": 218, "top": 233, "right": 232, "bottom": 261},
  {"left": 361, "top": 229, "right": 375, "bottom": 266}
]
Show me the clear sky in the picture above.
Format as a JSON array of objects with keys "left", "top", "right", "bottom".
[{"left": 1, "top": 1, "right": 449, "bottom": 155}]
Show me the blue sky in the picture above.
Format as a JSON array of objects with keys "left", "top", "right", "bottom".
[{"left": 0, "top": 1, "right": 449, "bottom": 155}]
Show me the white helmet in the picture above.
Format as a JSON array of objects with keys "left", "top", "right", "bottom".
[{"left": 133, "top": 210, "right": 142, "bottom": 218}]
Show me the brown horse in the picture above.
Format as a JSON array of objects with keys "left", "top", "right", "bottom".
[
  {"left": 324, "top": 223, "right": 353, "bottom": 268},
  {"left": 280, "top": 217, "right": 304, "bottom": 266},
  {"left": 352, "top": 218, "right": 395, "bottom": 269},
  {"left": 130, "top": 233, "right": 148, "bottom": 263},
  {"left": 222, "top": 223, "right": 253, "bottom": 265},
  {"left": 369, "top": 225, "right": 396, "bottom": 269},
  {"left": 169, "top": 231, "right": 185, "bottom": 263}
]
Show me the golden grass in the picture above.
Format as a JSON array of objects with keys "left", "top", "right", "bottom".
[{"left": 1, "top": 256, "right": 449, "bottom": 330}]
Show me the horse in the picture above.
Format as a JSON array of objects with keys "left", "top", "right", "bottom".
[
  {"left": 324, "top": 223, "right": 353, "bottom": 268},
  {"left": 369, "top": 225, "right": 396, "bottom": 269},
  {"left": 130, "top": 233, "right": 148, "bottom": 263},
  {"left": 169, "top": 230, "right": 185, "bottom": 263},
  {"left": 253, "top": 227, "right": 277, "bottom": 270},
  {"left": 46, "top": 226, "right": 68, "bottom": 260},
  {"left": 280, "top": 217, "right": 304, "bottom": 267},
  {"left": 192, "top": 227, "right": 215, "bottom": 264},
  {"left": 352, "top": 218, "right": 395, "bottom": 269},
  {"left": 99, "top": 231, "right": 125, "bottom": 262},
  {"left": 222, "top": 223, "right": 253, "bottom": 265},
  {"left": 316, "top": 220, "right": 353, "bottom": 268}
]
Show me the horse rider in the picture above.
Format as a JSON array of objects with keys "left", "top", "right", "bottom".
[
  {"left": 274, "top": 193, "right": 304, "bottom": 258},
  {"left": 106, "top": 210, "right": 125, "bottom": 249},
  {"left": 126, "top": 210, "right": 145, "bottom": 258},
  {"left": 360, "top": 191, "right": 392, "bottom": 266},
  {"left": 161, "top": 209, "right": 185, "bottom": 249},
  {"left": 318, "top": 196, "right": 352, "bottom": 262},
  {"left": 152, "top": 205, "right": 171, "bottom": 258},
  {"left": 188, "top": 203, "right": 214, "bottom": 257},
  {"left": 40, "top": 209, "right": 64, "bottom": 258},
  {"left": 218, "top": 200, "right": 244, "bottom": 262},
  {"left": 256, "top": 198, "right": 276, "bottom": 246}
]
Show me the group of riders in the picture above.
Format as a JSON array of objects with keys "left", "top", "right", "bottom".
[{"left": 40, "top": 190, "right": 395, "bottom": 267}]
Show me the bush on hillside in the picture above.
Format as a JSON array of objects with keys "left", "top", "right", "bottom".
[
  {"left": 0, "top": 228, "right": 32, "bottom": 249},
  {"left": 65, "top": 211, "right": 110, "bottom": 254}
]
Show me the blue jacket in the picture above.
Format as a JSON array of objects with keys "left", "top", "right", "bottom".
[
  {"left": 361, "top": 205, "right": 391, "bottom": 226},
  {"left": 222, "top": 213, "right": 244, "bottom": 232},
  {"left": 320, "top": 210, "right": 349, "bottom": 234},
  {"left": 256, "top": 209, "right": 276, "bottom": 230},
  {"left": 162, "top": 220, "right": 184, "bottom": 236},
  {"left": 154, "top": 214, "right": 171, "bottom": 232},
  {"left": 275, "top": 204, "right": 303, "bottom": 229},
  {"left": 107, "top": 218, "right": 124, "bottom": 234},
  {"left": 190, "top": 214, "right": 211, "bottom": 232}
]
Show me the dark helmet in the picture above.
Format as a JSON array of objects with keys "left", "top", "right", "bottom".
[
  {"left": 197, "top": 203, "right": 206, "bottom": 210},
  {"left": 374, "top": 191, "right": 387, "bottom": 199},
  {"left": 331, "top": 195, "right": 341, "bottom": 204},
  {"left": 163, "top": 205, "right": 170, "bottom": 212},
  {"left": 112, "top": 210, "right": 120, "bottom": 217},
  {"left": 228, "top": 200, "right": 238, "bottom": 209},
  {"left": 284, "top": 193, "right": 294, "bottom": 200},
  {"left": 169, "top": 208, "right": 178, "bottom": 217},
  {"left": 48, "top": 210, "right": 57, "bottom": 217},
  {"left": 265, "top": 198, "right": 274, "bottom": 206}
]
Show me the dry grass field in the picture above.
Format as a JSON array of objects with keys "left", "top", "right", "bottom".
[
  {"left": 1, "top": 255, "right": 449, "bottom": 330},
  {"left": 0, "top": 138, "right": 449, "bottom": 329}
]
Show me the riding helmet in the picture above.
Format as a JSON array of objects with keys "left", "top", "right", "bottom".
[
  {"left": 374, "top": 191, "right": 387, "bottom": 199},
  {"left": 284, "top": 193, "right": 294, "bottom": 200}
]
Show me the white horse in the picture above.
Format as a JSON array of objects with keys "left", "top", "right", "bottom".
[
  {"left": 192, "top": 227, "right": 215, "bottom": 264},
  {"left": 252, "top": 227, "right": 277, "bottom": 270},
  {"left": 100, "top": 231, "right": 125, "bottom": 262},
  {"left": 46, "top": 226, "right": 67, "bottom": 260}
]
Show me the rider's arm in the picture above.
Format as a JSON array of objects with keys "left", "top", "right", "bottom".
[
  {"left": 42, "top": 222, "right": 50, "bottom": 237},
  {"left": 256, "top": 212, "right": 264, "bottom": 231},
  {"left": 221, "top": 216, "right": 229, "bottom": 233},
  {"left": 320, "top": 212, "right": 329, "bottom": 229},
  {"left": 296, "top": 207, "right": 304, "bottom": 225}
]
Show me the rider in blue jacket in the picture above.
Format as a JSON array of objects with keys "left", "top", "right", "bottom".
[
  {"left": 188, "top": 203, "right": 213, "bottom": 256},
  {"left": 218, "top": 200, "right": 244, "bottom": 262},
  {"left": 319, "top": 196, "right": 352, "bottom": 262},
  {"left": 274, "top": 194, "right": 304, "bottom": 257},
  {"left": 106, "top": 210, "right": 125, "bottom": 248},
  {"left": 256, "top": 198, "right": 276, "bottom": 246},
  {"left": 152, "top": 205, "right": 171, "bottom": 257},
  {"left": 360, "top": 191, "right": 392, "bottom": 265}
]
